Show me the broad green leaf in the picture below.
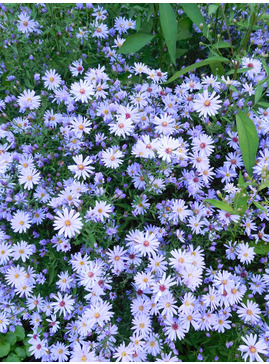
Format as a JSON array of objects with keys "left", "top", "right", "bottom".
[
  {"left": 204, "top": 199, "right": 234, "bottom": 213},
  {"left": 4, "top": 332, "right": 16, "bottom": 346},
  {"left": 117, "top": 32, "right": 155, "bottom": 54},
  {"left": 255, "top": 84, "right": 263, "bottom": 104},
  {"left": 14, "top": 326, "right": 25, "bottom": 341},
  {"left": 159, "top": 4, "right": 177, "bottom": 66},
  {"left": 253, "top": 201, "right": 267, "bottom": 213},
  {"left": 177, "top": 17, "right": 192, "bottom": 40},
  {"left": 236, "top": 110, "right": 259, "bottom": 177},
  {"left": 181, "top": 4, "right": 212, "bottom": 41},
  {"left": 2, "top": 353, "right": 20, "bottom": 362},
  {"left": 165, "top": 56, "right": 230, "bottom": 84},
  {"left": 14, "top": 347, "right": 26, "bottom": 359},
  {"left": 177, "top": 29, "right": 192, "bottom": 41},
  {"left": 250, "top": 241, "right": 269, "bottom": 255},
  {"left": 0, "top": 341, "right": 10, "bottom": 357},
  {"left": 139, "top": 19, "right": 153, "bottom": 34},
  {"left": 208, "top": 4, "right": 219, "bottom": 16}
]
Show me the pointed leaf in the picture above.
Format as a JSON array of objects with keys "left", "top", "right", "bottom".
[
  {"left": 226, "top": 67, "right": 253, "bottom": 76},
  {"left": 159, "top": 4, "right": 177, "bottom": 65},
  {"left": 258, "top": 102, "right": 269, "bottom": 108},
  {"left": 204, "top": 199, "right": 234, "bottom": 213},
  {"left": 253, "top": 201, "right": 267, "bottom": 213},
  {"left": 117, "top": 32, "right": 155, "bottom": 54},
  {"left": 165, "top": 56, "right": 230, "bottom": 84},
  {"left": 181, "top": 4, "right": 212, "bottom": 41},
  {"left": 208, "top": 4, "right": 219, "bottom": 16},
  {"left": 214, "top": 41, "right": 231, "bottom": 49},
  {"left": 255, "top": 84, "right": 263, "bottom": 104},
  {"left": 177, "top": 17, "right": 192, "bottom": 41},
  {"left": 258, "top": 181, "right": 269, "bottom": 192},
  {"left": 238, "top": 171, "right": 244, "bottom": 186},
  {"left": 176, "top": 49, "right": 188, "bottom": 57},
  {"left": 49, "top": 267, "right": 56, "bottom": 286},
  {"left": 236, "top": 111, "right": 259, "bottom": 177}
]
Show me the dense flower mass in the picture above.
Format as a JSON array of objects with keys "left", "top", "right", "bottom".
[{"left": 0, "top": 2, "right": 269, "bottom": 363}]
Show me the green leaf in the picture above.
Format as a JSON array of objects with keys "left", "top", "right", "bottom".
[
  {"left": 255, "top": 84, "right": 263, "bottom": 104},
  {"left": 159, "top": 4, "right": 177, "bottom": 66},
  {"left": 238, "top": 171, "right": 244, "bottom": 186},
  {"left": 14, "top": 347, "right": 26, "bottom": 359},
  {"left": 135, "top": 17, "right": 141, "bottom": 31},
  {"left": 250, "top": 241, "right": 269, "bottom": 255},
  {"left": 208, "top": 4, "right": 219, "bottom": 16},
  {"left": 253, "top": 201, "right": 267, "bottom": 213},
  {"left": 258, "top": 181, "right": 269, "bottom": 192},
  {"left": 181, "top": 4, "right": 212, "bottom": 41},
  {"left": 176, "top": 48, "right": 188, "bottom": 57},
  {"left": 234, "top": 192, "right": 248, "bottom": 215},
  {"left": 145, "top": 3, "right": 153, "bottom": 20},
  {"left": 139, "top": 19, "right": 153, "bottom": 34},
  {"left": 258, "top": 102, "right": 269, "bottom": 108},
  {"left": 83, "top": 229, "right": 96, "bottom": 252},
  {"left": 226, "top": 67, "right": 253, "bottom": 76},
  {"left": 4, "top": 332, "right": 16, "bottom": 346},
  {"left": 0, "top": 341, "right": 10, "bottom": 358},
  {"left": 14, "top": 326, "right": 25, "bottom": 341},
  {"left": 214, "top": 41, "right": 231, "bottom": 49},
  {"left": 236, "top": 110, "right": 259, "bottom": 177},
  {"left": 177, "top": 29, "right": 192, "bottom": 41},
  {"left": 177, "top": 17, "right": 192, "bottom": 40},
  {"left": 262, "top": 58, "right": 269, "bottom": 76},
  {"left": 204, "top": 199, "right": 235, "bottom": 213},
  {"left": 165, "top": 56, "right": 230, "bottom": 84},
  {"left": 210, "top": 61, "right": 225, "bottom": 76},
  {"left": 2, "top": 353, "right": 20, "bottom": 362},
  {"left": 49, "top": 267, "right": 56, "bottom": 286},
  {"left": 117, "top": 32, "right": 155, "bottom": 54}
]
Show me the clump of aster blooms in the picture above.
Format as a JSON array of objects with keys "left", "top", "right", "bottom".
[{"left": 0, "top": 2, "right": 269, "bottom": 363}]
